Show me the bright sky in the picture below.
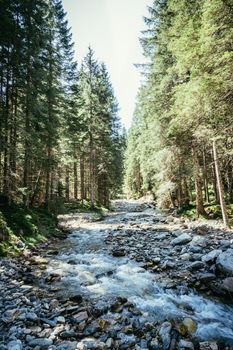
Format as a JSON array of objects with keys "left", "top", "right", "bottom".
[{"left": 62, "top": 0, "right": 152, "bottom": 129}]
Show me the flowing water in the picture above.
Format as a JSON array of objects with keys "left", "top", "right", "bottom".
[{"left": 45, "top": 202, "right": 233, "bottom": 345}]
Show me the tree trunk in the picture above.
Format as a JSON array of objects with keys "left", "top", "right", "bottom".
[
  {"left": 80, "top": 154, "right": 85, "bottom": 203},
  {"left": 192, "top": 145, "right": 207, "bottom": 217},
  {"left": 74, "top": 160, "right": 78, "bottom": 200},
  {"left": 202, "top": 146, "right": 210, "bottom": 203},
  {"left": 89, "top": 137, "right": 94, "bottom": 208},
  {"left": 212, "top": 140, "right": 230, "bottom": 228},
  {"left": 65, "top": 166, "right": 70, "bottom": 202}
]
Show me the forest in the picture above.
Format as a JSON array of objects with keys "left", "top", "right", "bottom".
[
  {"left": 0, "top": 0, "right": 125, "bottom": 212},
  {"left": 125, "top": 0, "right": 233, "bottom": 227}
]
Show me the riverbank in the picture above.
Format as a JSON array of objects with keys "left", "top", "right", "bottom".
[
  {"left": 0, "top": 200, "right": 233, "bottom": 350},
  {"left": 0, "top": 202, "right": 104, "bottom": 256}
]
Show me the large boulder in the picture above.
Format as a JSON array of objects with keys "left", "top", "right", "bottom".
[
  {"left": 216, "top": 249, "right": 233, "bottom": 276},
  {"left": 171, "top": 233, "right": 192, "bottom": 246}
]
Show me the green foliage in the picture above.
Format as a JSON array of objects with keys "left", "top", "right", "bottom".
[
  {"left": 125, "top": 0, "right": 233, "bottom": 216},
  {"left": 0, "top": 205, "right": 59, "bottom": 256}
]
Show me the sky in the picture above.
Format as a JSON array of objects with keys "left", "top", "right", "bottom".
[{"left": 62, "top": 0, "right": 152, "bottom": 129}]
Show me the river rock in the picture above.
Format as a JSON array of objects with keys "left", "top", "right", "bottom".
[
  {"left": 171, "top": 233, "right": 192, "bottom": 246},
  {"left": 159, "top": 322, "right": 172, "bottom": 350},
  {"left": 7, "top": 340, "right": 22, "bottom": 350},
  {"left": 199, "top": 342, "right": 218, "bottom": 350},
  {"left": 202, "top": 250, "right": 221, "bottom": 263},
  {"left": 198, "top": 273, "right": 216, "bottom": 283},
  {"left": 149, "top": 337, "right": 159, "bottom": 350},
  {"left": 216, "top": 249, "right": 233, "bottom": 275},
  {"left": 222, "top": 277, "right": 233, "bottom": 292},
  {"left": 179, "top": 339, "right": 194, "bottom": 350},
  {"left": 60, "top": 330, "right": 76, "bottom": 339},
  {"left": 73, "top": 311, "right": 88, "bottom": 322},
  {"left": 56, "top": 341, "right": 77, "bottom": 350},
  {"left": 178, "top": 318, "right": 197, "bottom": 335},
  {"left": 112, "top": 249, "right": 126, "bottom": 257},
  {"left": 190, "top": 236, "right": 206, "bottom": 247},
  {"left": 76, "top": 337, "right": 105, "bottom": 350},
  {"left": 195, "top": 225, "right": 209, "bottom": 235},
  {"left": 189, "top": 261, "right": 205, "bottom": 271},
  {"left": 28, "top": 338, "right": 53, "bottom": 348},
  {"left": 105, "top": 338, "right": 114, "bottom": 348}
]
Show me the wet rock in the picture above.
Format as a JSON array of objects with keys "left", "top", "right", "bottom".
[
  {"left": 28, "top": 338, "right": 53, "bottom": 348},
  {"left": 40, "top": 317, "right": 57, "bottom": 327},
  {"left": 149, "top": 337, "right": 159, "bottom": 350},
  {"left": 180, "top": 253, "right": 190, "bottom": 261},
  {"left": 159, "top": 322, "right": 172, "bottom": 350},
  {"left": 60, "top": 330, "right": 76, "bottom": 339},
  {"left": 56, "top": 316, "right": 66, "bottom": 324},
  {"left": 189, "top": 261, "right": 205, "bottom": 271},
  {"left": 178, "top": 318, "right": 197, "bottom": 335},
  {"left": 7, "top": 340, "right": 22, "bottom": 350},
  {"left": 171, "top": 234, "right": 192, "bottom": 246},
  {"left": 222, "top": 277, "right": 233, "bottom": 292},
  {"left": 45, "top": 273, "right": 61, "bottom": 283},
  {"left": 189, "top": 245, "right": 203, "bottom": 254},
  {"left": 190, "top": 236, "right": 206, "bottom": 247},
  {"left": 199, "top": 342, "right": 218, "bottom": 350},
  {"left": 76, "top": 337, "right": 105, "bottom": 350},
  {"left": 56, "top": 342, "right": 77, "bottom": 350},
  {"left": 216, "top": 249, "right": 233, "bottom": 275},
  {"left": 73, "top": 311, "right": 88, "bottom": 323},
  {"left": 69, "top": 294, "right": 83, "bottom": 303},
  {"left": 195, "top": 225, "right": 209, "bottom": 235},
  {"left": 2, "top": 309, "right": 21, "bottom": 323},
  {"left": 112, "top": 249, "right": 126, "bottom": 257},
  {"left": 190, "top": 253, "right": 203, "bottom": 261},
  {"left": 198, "top": 273, "right": 216, "bottom": 283},
  {"left": 179, "top": 339, "right": 194, "bottom": 350},
  {"left": 202, "top": 250, "right": 221, "bottom": 263},
  {"left": 219, "top": 240, "right": 231, "bottom": 248},
  {"left": 25, "top": 312, "right": 38, "bottom": 321}
]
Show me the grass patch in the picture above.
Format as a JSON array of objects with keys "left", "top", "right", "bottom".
[
  {"left": 0, "top": 204, "right": 59, "bottom": 257},
  {"left": 178, "top": 202, "right": 233, "bottom": 225}
]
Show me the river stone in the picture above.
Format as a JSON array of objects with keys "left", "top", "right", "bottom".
[
  {"left": 202, "top": 250, "right": 221, "bottom": 263},
  {"left": 171, "top": 234, "right": 192, "bottom": 246},
  {"left": 73, "top": 311, "right": 88, "bottom": 322},
  {"left": 219, "top": 240, "right": 231, "bottom": 248},
  {"left": 159, "top": 322, "right": 171, "bottom": 350},
  {"left": 222, "top": 277, "right": 233, "bottom": 292},
  {"left": 199, "top": 342, "right": 218, "bottom": 350},
  {"left": 179, "top": 339, "right": 194, "bottom": 350},
  {"left": 28, "top": 338, "right": 53, "bottom": 348},
  {"left": 76, "top": 338, "right": 104, "bottom": 350},
  {"left": 25, "top": 312, "right": 38, "bottom": 321},
  {"left": 179, "top": 318, "right": 197, "bottom": 335},
  {"left": 190, "top": 236, "right": 206, "bottom": 246},
  {"left": 60, "top": 330, "right": 76, "bottom": 339},
  {"left": 149, "top": 337, "right": 159, "bottom": 350},
  {"left": 105, "top": 338, "right": 114, "bottom": 348},
  {"left": 7, "top": 340, "right": 22, "bottom": 350},
  {"left": 198, "top": 273, "right": 216, "bottom": 283},
  {"left": 216, "top": 249, "right": 233, "bottom": 275},
  {"left": 56, "top": 341, "right": 77, "bottom": 350},
  {"left": 189, "top": 261, "right": 205, "bottom": 271},
  {"left": 112, "top": 249, "right": 126, "bottom": 257}
]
